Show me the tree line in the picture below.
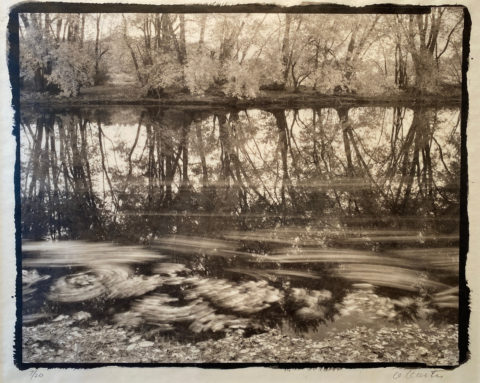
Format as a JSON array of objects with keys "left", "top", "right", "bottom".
[{"left": 19, "top": 9, "right": 464, "bottom": 98}]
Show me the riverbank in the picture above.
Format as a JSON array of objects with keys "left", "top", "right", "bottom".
[
  {"left": 22, "top": 314, "right": 458, "bottom": 365},
  {"left": 19, "top": 84, "right": 462, "bottom": 109}
]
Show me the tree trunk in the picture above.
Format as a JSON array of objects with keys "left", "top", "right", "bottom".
[
  {"left": 344, "top": 29, "right": 357, "bottom": 83},
  {"left": 198, "top": 15, "right": 207, "bottom": 50},
  {"left": 94, "top": 14, "right": 101, "bottom": 84},
  {"left": 55, "top": 19, "right": 62, "bottom": 43},
  {"left": 412, "top": 50, "right": 438, "bottom": 93},
  {"left": 281, "top": 14, "right": 292, "bottom": 84},
  {"left": 34, "top": 67, "right": 45, "bottom": 92},
  {"left": 80, "top": 14, "right": 85, "bottom": 48},
  {"left": 20, "top": 14, "right": 30, "bottom": 28},
  {"left": 179, "top": 14, "right": 187, "bottom": 64},
  {"left": 395, "top": 43, "right": 408, "bottom": 89}
]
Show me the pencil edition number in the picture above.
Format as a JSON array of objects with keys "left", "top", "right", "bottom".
[{"left": 29, "top": 369, "right": 43, "bottom": 380}]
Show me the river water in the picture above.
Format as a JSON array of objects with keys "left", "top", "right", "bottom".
[{"left": 20, "top": 105, "right": 460, "bottom": 342}]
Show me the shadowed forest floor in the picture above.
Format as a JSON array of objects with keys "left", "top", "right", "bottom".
[{"left": 23, "top": 315, "right": 458, "bottom": 365}]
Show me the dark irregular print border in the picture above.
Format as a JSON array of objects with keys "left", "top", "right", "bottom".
[{"left": 8, "top": 1, "right": 470, "bottom": 371}]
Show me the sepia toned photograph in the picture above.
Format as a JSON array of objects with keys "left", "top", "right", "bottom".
[{"left": 14, "top": 4, "right": 467, "bottom": 366}]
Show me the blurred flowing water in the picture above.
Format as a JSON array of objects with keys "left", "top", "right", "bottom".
[{"left": 21, "top": 105, "right": 460, "bottom": 340}]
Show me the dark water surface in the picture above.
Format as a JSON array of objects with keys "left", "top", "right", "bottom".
[{"left": 21, "top": 105, "right": 460, "bottom": 340}]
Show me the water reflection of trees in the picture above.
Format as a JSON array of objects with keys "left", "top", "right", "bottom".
[
  {"left": 21, "top": 111, "right": 104, "bottom": 240},
  {"left": 21, "top": 106, "right": 460, "bottom": 242}
]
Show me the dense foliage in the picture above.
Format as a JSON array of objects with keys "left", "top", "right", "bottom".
[
  {"left": 19, "top": 9, "right": 464, "bottom": 98},
  {"left": 20, "top": 14, "right": 109, "bottom": 96}
]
